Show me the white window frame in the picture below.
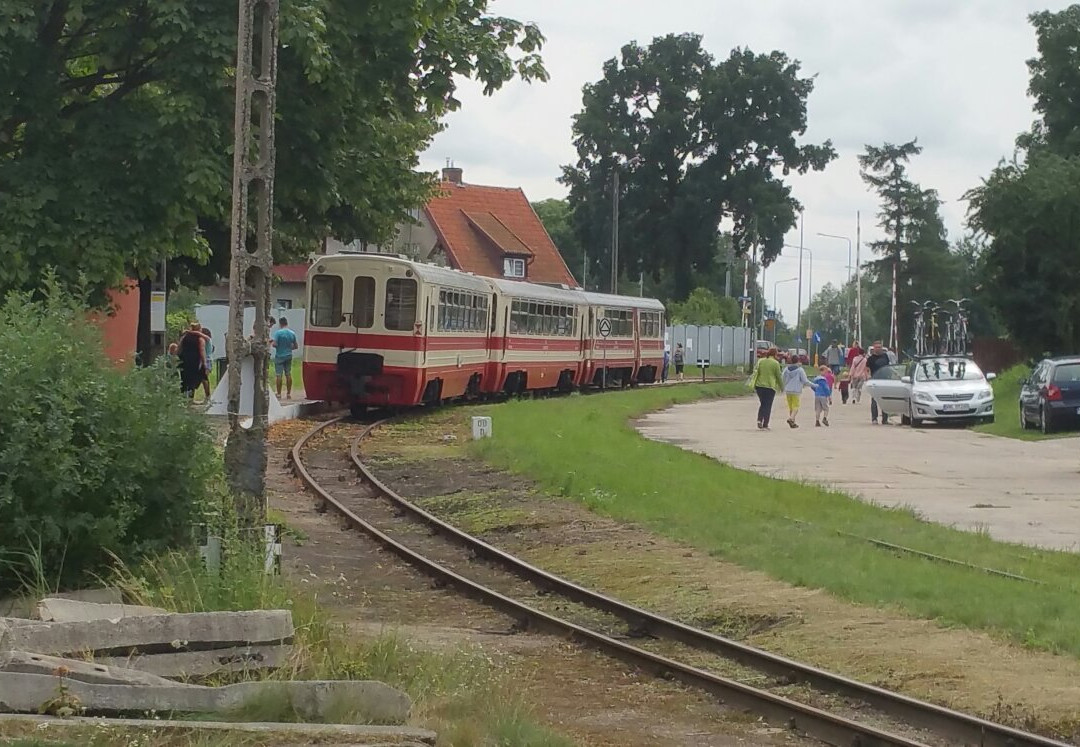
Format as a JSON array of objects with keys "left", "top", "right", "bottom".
[{"left": 504, "top": 257, "right": 526, "bottom": 278}]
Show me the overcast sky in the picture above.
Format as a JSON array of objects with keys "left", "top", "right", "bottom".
[{"left": 419, "top": 0, "right": 1066, "bottom": 329}]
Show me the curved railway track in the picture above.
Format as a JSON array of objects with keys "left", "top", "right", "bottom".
[{"left": 290, "top": 415, "right": 1070, "bottom": 747}]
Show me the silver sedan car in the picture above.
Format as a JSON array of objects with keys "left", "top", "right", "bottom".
[{"left": 864, "top": 357, "right": 996, "bottom": 427}]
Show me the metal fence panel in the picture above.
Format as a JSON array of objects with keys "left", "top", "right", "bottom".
[{"left": 665, "top": 325, "right": 754, "bottom": 368}]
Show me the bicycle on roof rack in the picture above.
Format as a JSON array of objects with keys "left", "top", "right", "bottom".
[{"left": 910, "top": 298, "right": 972, "bottom": 358}]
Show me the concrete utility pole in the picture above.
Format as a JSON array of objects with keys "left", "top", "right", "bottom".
[
  {"left": 224, "top": 0, "right": 279, "bottom": 522},
  {"left": 795, "top": 210, "right": 804, "bottom": 335},
  {"left": 856, "top": 211, "right": 863, "bottom": 344},
  {"left": 610, "top": 168, "right": 620, "bottom": 295}
]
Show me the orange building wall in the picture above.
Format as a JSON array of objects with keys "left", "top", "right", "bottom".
[{"left": 89, "top": 281, "right": 140, "bottom": 368}]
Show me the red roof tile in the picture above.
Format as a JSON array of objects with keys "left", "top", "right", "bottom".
[
  {"left": 273, "top": 264, "right": 309, "bottom": 284},
  {"left": 425, "top": 181, "right": 577, "bottom": 287}
]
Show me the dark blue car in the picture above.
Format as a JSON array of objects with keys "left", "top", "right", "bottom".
[{"left": 1019, "top": 357, "right": 1080, "bottom": 434}]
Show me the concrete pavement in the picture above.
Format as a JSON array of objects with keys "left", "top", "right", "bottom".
[{"left": 637, "top": 394, "right": 1080, "bottom": 551}]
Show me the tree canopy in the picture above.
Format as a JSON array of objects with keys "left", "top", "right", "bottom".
[
  {"left": 666, "top": 288, "right": 740, "bottom": 326},
  {"left": 560, "top": 33, "right": 834, "bottom": 300},
  {"left": 0, "top": 1, "right": 548, "bottom": 300},
  {"left": 967, "top": 5, "right": 1080, "bottom": 356}
]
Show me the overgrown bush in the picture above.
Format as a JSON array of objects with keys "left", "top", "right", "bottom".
[{"left": 0, "top": 286, "right": 216, "bottom": 593}]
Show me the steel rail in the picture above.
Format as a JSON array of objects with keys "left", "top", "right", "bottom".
[
  {"left": 292, "top": 416, "right": 1070, "bottom": 747},
  {"left": 291, "top": 418, "right": 927, "bottom": 747}
]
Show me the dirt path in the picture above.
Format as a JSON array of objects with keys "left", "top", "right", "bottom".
[
  {"left": 354, "top": 411, "right": 1080, "bottom": 743},
  {"left": 267, "top": 418, "right": 808, "bottom": 747}
]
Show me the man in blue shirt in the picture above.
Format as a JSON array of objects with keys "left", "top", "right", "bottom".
[{"left": 271, "top": 317, "right": 298, "bottom": 400}]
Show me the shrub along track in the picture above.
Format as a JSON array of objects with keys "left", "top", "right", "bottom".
[{"left": 290, "top": 416, "right": 1069, "bottom": 747}]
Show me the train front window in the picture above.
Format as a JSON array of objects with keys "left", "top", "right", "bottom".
[
  {"left": 351, "top": 276, "right": 375, "bottom": 328},
  {"left": 384, "top": 278, "right": 418, "bottom": 331},
  {"left": 310, "top": 275, "right": 342, "bottom": 327}
]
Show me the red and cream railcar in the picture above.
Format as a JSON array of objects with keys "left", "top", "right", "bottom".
[
  {"left": 582, "top": 292, "right": 666, "bottom": 387},
  {"left": 488, "top": 278, "right": 586, "bottom": 394},
  {"left": 303, "top": 254, "right": 493, "bottom": 409}
]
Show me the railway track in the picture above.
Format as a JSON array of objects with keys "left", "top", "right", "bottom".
[{"left": 290, "top": 415, "right": 1071, "bottom": 747}]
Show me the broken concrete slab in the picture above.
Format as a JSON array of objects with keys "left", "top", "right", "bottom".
[
  {"left": 100, "top": 644, "right": 291, "bottom": 678},
  {"left": 0, "top": 588, "right": 123, "bottom": 620},
  {"left": 0, "top": 673, "right": 411, "bottom": 724},
  {"left": 0, "top": 651, "right": 198, "bottom": 688},
  {"left": 35, "top": 598, "right": 167, "bottom": 623},
  {"left": 0, "top": 713, "right": 436, "bottom": 745},
  {"left": 1, "top": 610, "right": 293, "bottom": 657}
]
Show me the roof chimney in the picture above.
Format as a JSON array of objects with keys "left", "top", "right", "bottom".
[{"left": 442, "top": 159, "right": 463, "bottom": 186}]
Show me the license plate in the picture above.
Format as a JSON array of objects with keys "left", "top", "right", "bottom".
[
  {"left": 1076, "top": 407, "right": 1080, "bottom": 415},
  {"left": 941, "top": 403, "right": 967, "bottom": 412}
]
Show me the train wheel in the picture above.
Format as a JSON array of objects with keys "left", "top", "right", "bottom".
[{"left": 349, "top": 403, "right": 366, "bottom": 419}]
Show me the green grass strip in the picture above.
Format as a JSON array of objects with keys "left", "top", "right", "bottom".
[{"left": 470, "top": 384, "right": 1080, "bottom": 657}]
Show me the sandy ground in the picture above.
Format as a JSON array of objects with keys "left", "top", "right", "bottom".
[{"left": 636, "top": 393, "right": 1080, "bottom": 550}]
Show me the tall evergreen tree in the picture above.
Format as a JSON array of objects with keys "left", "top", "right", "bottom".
[{"left": 859, "top": 141, "right": 959, "bottom": 351}]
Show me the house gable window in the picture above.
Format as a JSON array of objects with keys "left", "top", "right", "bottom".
[{"left": 504, "top": 257, "right": 526, "bottom": 278}]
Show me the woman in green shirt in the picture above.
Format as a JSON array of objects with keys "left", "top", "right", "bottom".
[{"left": 750, "top": 347, "right": 783, "bottom": 430}]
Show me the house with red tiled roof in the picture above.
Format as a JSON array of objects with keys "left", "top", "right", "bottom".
[
  {"left": 202, "top": 263, "right": 310, "bottom": 309},
  {"left": 327, "top": 166, "right": 578, "bottom": 288}
]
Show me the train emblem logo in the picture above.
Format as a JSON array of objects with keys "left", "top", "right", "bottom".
[{"left": 598, "top": 318, "right": 612, "bottom": 338}]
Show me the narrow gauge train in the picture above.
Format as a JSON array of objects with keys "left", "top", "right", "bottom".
[{"left": 303, "top": 254, "right": 665, "bottom": 413}]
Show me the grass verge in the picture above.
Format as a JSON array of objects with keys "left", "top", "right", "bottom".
[
  {"left": 467, "top": 384, "right": 1080, "bottom": 657},
  {"left": 975, "top": 364, "right": 1078, "bottom": 441}
]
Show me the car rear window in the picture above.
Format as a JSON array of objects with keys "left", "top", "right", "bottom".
[{"left": 1052, "top": 363, "right": 1080, "bottom": 384}]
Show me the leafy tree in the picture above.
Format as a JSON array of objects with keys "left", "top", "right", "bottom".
[
  {"left": 967, "top": 6, "right": 1080, "bottom": 356},
  {"left": 968, "top": 152, "right": 1080, "bottom": 355},
  {"left": 532, "top": 198, "right": 589, "bottom": 288},
  {"left": 0, "top": 1, "right": 547, "bottom": 349},
  {"left": 561, "top": 33, "right": 835, "bottom": 300},
  {"left": 666, "top": 288, "right": 740, "bottom": 326},
  {"left": 802, "top": 282, "right": 855, "bottom": 347},
  {"left": 859, "top": 141, "right": 961, "bottom": 350}
]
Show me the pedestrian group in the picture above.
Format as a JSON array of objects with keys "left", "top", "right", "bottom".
[{"left": 749, "top": 339, "right": 894, "bottom": 430}]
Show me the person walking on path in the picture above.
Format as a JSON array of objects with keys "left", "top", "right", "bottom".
[
  {"left": 845, "top": 341, "right": 864, "bottom": 368},
  {"left": 825, "top": 341, "right": 843, "bottom": 376},
  {"left": 849, "top": 350, "right": 869, "bottom": 404},
  {"left": 673, "top": 344, "right": 685, "bottom": 382},
  {"left": 866, "top": 341, "right": 893, "bottom": 424},
  {"left": 838, "top": 368, "right": 851, "bottom": 404},
  {"left": 812, "top": 365, "right": 833, "bottom": 427},
  {"left": 781, "top": 360, "right": 813, "bottom": 428},
  {"left": 661, "top": 348, "right": 670, "bottom": 383},
  {"left": 177, "top": 322, "right": 207, "bottom": 400},
  {"left": 271, "top": 317, "right": 299, "bottom": 400},
  {"left": 749, "top": 347, "right": 783, "bottom": 430}
]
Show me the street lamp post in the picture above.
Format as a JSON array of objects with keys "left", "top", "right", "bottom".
[
  {"left": 818, "top": 232, "right": 853, "bottom": 342},
  {"left": 773, "top": 277, "right": 797, "bottom": 342},
  {"left": 783, "top": 244, "right": 812, "bottom": 341}
]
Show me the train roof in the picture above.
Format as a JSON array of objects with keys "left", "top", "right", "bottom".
[
  {"left": 581, "top": 291, "right": 665, "bottom": 311},
  {"left": 311, "top": 254, "right": 492, "bottom": 293},
  {"left": 488, "top": 277, "right": 584, "bottom": 305}
]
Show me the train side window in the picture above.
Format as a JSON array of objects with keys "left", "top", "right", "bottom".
[
  {"left": 310, "top": 275, "right": 343, "bottom": 327},
  {"left": 351, "top": 277, "right": 375, "bottom": 328},
  {"left": 385, "top": 278, "right": 418, "bottom": 331}
]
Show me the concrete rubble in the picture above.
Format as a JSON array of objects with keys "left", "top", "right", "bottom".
[
  {"left": 35, "top": 598, "right": 167, "bottom": 623},
  {"left": 0, "top": 606, "right": 416, "bottom": 730},
  {"left": 0, "top": 714, "right": 436, "bottom": 745},
  {"left": 0, "top": 672, "right": 411, "bottom": 724}
]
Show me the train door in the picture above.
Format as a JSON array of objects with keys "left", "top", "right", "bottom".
[{"left": 633, "top": 308, "right": 642, "bottom": 377}]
